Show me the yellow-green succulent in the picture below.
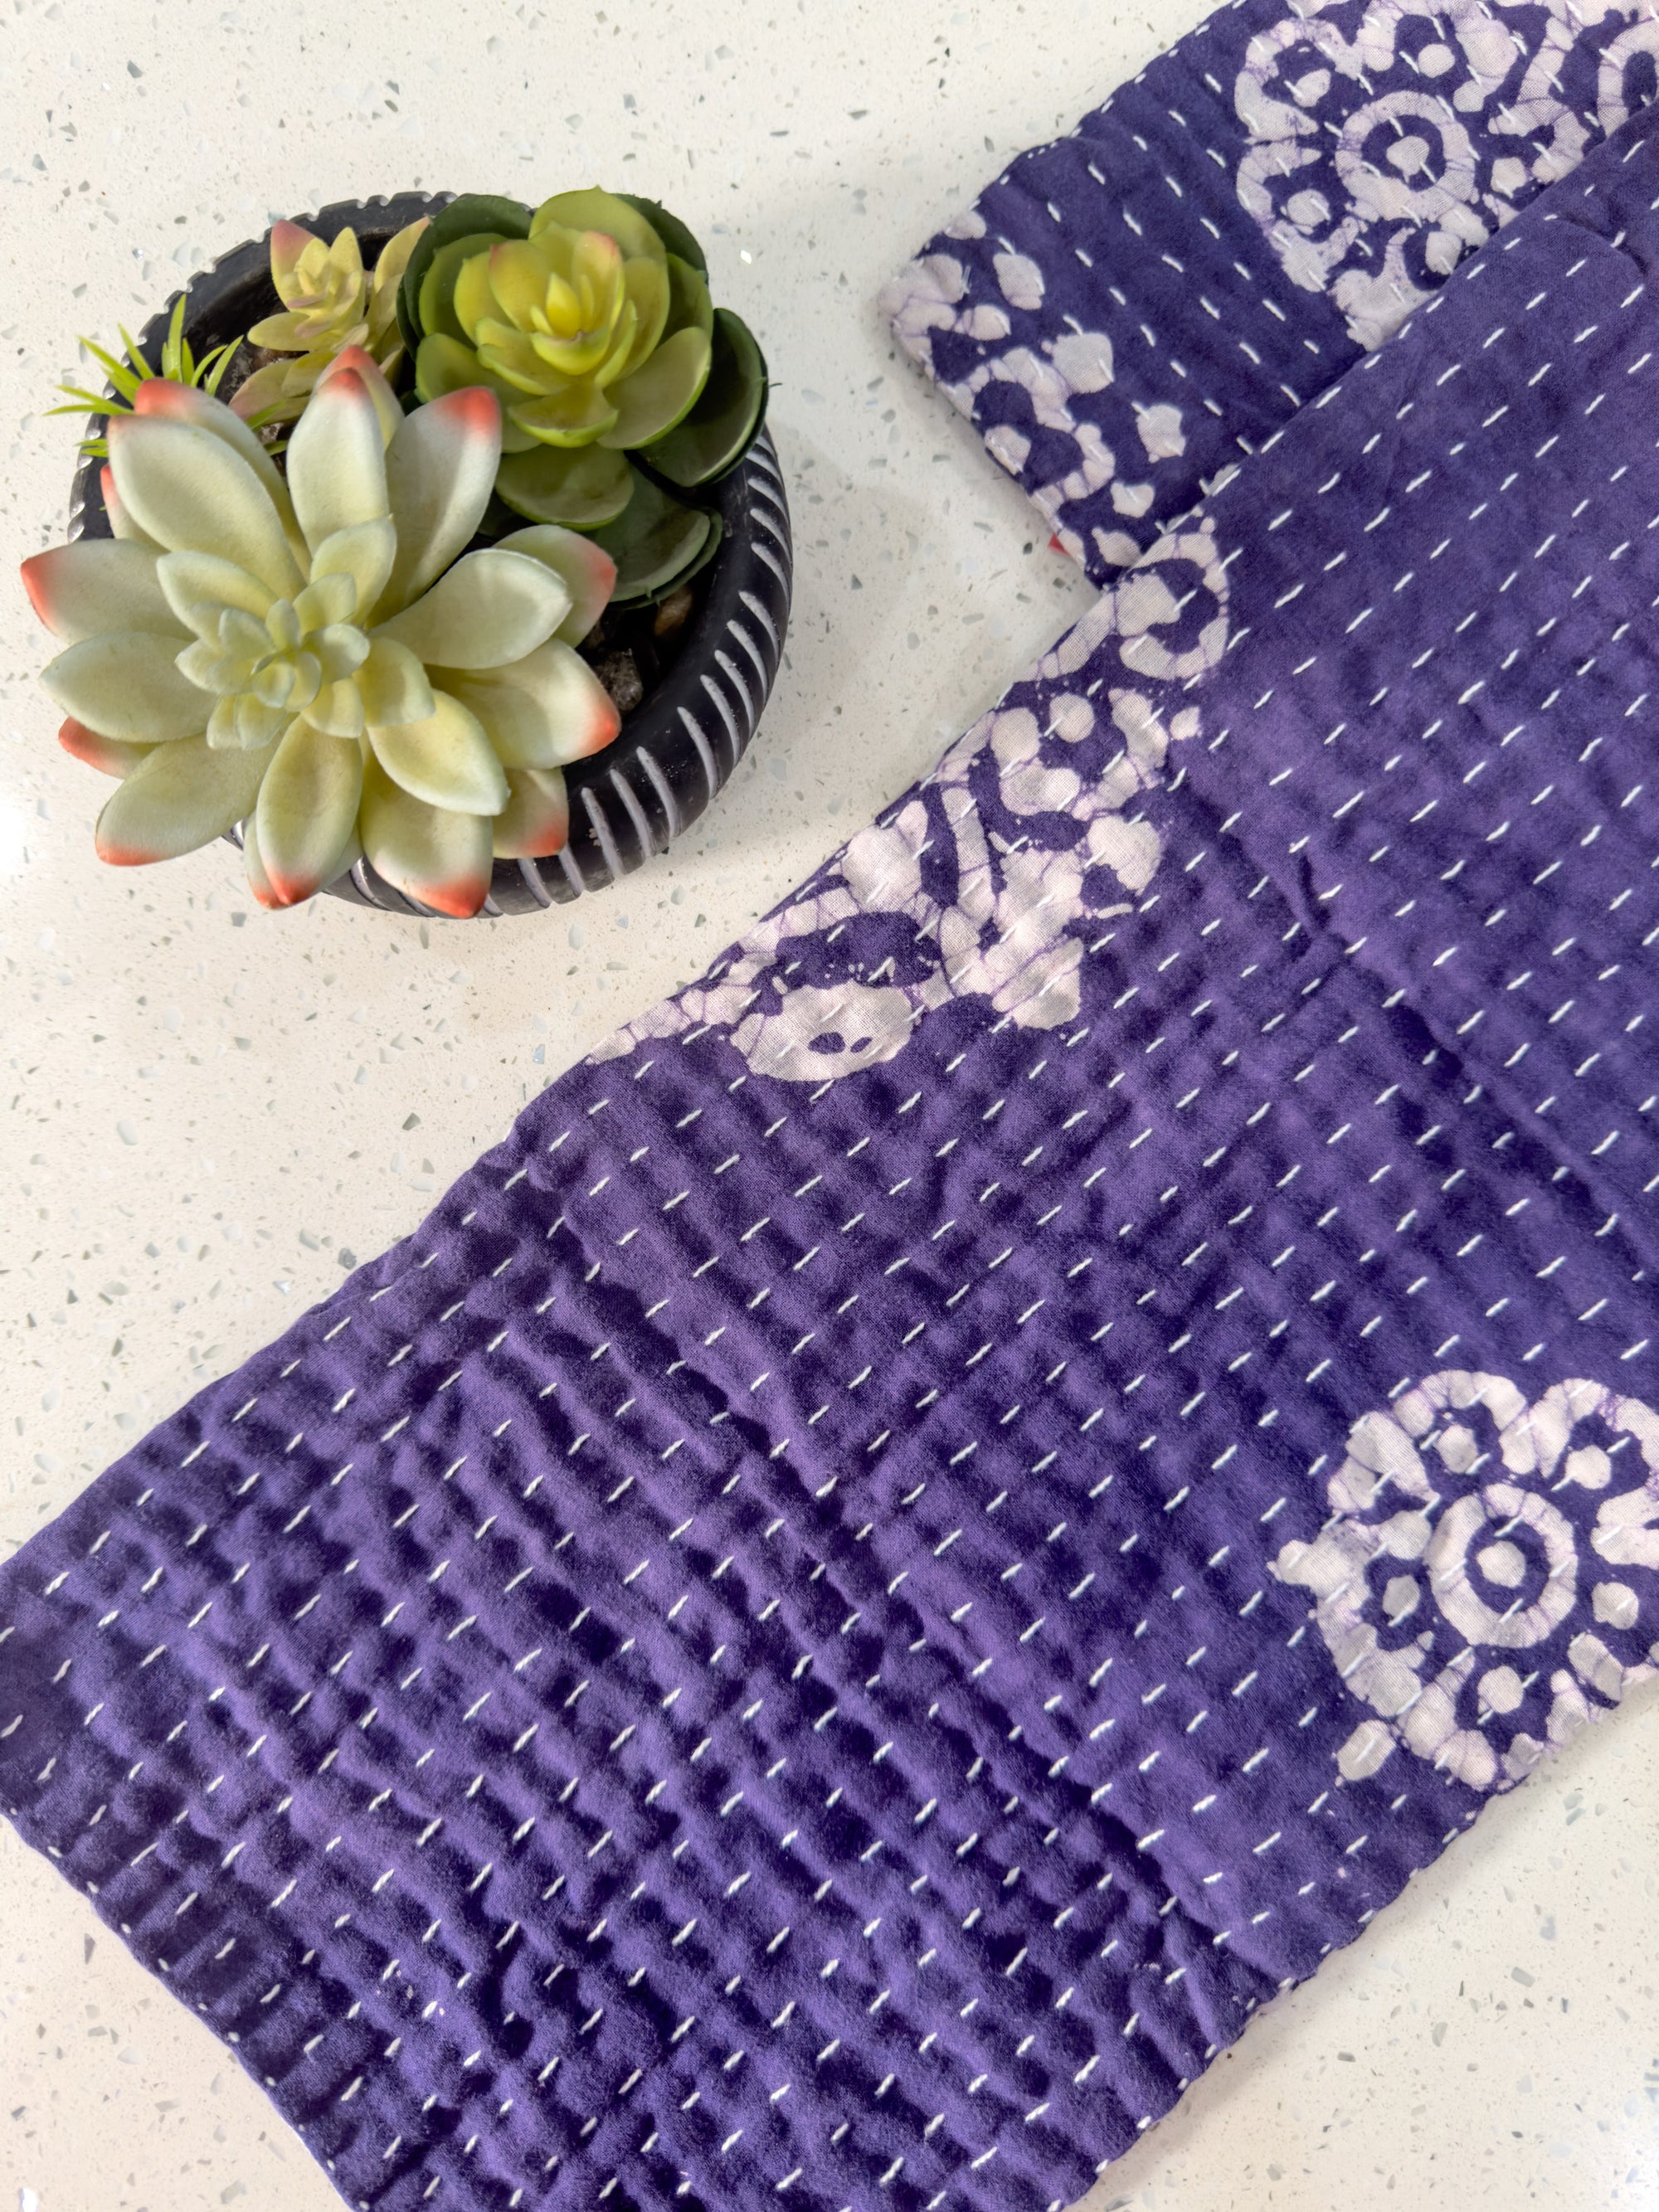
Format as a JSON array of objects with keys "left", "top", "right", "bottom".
[
  {"left": 230, "top": 216, "right": 428, "bottom": 430},
  {"left": 416, "top": 189, "right": 713, "bottom": 464},
  {"left": 399, "top": 188, "right": 768, "bottom": 601}
]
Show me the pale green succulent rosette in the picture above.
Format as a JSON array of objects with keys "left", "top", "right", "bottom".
[
  {"left": 402, "top": 187, "right": 769, "bottom": 604},
  {"left": 24, "top": 356, "right": 621, "bottom": 916}
]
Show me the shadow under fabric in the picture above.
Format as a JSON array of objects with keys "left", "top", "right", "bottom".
[{"left": 6, "top": 57, "right": 1659, "bottom": 2212}]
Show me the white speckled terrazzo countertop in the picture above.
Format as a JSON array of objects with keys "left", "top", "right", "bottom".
[{"left": 1, "top": 2, "right": 1656, "bottom": 2205}]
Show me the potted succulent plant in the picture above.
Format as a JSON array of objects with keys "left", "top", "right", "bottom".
[{"left": 27, "top": 188, "right": 791, "bottom": 918}]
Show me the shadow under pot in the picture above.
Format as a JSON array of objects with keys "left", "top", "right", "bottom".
[{"left": 71, "top": 191, "right": 794, "bottom": 916}]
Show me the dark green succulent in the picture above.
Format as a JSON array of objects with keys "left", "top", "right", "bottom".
[{"left": 397, "top": 187, "right": 767, "bottom": 605}]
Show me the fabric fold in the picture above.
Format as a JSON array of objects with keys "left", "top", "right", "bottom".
[
  {"left": 5, "top": 75, "right": 1659, "bottom": 2212},
  {"left": 882, "top": 0, "right": 1659, "bottom": 582}
]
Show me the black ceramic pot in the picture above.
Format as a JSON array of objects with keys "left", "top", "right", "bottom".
[{"left": 68, "top": 193, "right": 793, "bottom": 915}]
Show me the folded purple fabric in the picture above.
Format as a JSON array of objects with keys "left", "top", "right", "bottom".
[
  {"left": 6, "top": 80, "right": 1659, "bottom": 2212},
  {"left": 883, "top": 0, "right": 1659, "bottom": 582}
]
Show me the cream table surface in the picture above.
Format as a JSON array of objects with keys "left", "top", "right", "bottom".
[{"left": 1, "top": 2, "right": 1657, "bottom": 2206}]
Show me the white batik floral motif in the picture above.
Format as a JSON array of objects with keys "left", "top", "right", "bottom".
[
  {"left": 879, "top": 232, "right": 1185, "bottom": 571},
  {"left": 593, "top": 525, "right": 1231, "bottom": 1082},
  {"left": 1235, "top": 0, "right": 1659, "bottom": 349},
  {"left": 1276, "top": 1371, "right": 1659, "bottom": 1792}
]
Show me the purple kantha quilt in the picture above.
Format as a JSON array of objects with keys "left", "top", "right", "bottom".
[
  {"left": 884, "top": 0, "right": 1659, "bottom": 581},
  {"left": 6, "top": 29, "right": 1659, "bottom": 2212}
]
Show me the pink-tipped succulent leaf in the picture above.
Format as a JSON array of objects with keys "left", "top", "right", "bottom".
[
  {"left": 366, "top": 693, "right": 509, "bottom": 818},
  {"left": 491, "top": 766, "right": 570, "bottom": 858},
  {"left": 361, "top": 758, "right": 494, "bottom": 919},
  {"left": 241, "top": 809, "right": 280, "bottom": 908},
  {"left": 99, "top": 461, "right": 159, "bottom": 547},
  {"left": 268, "top": 220, "right": 319, "bottom": 292},
  {"left": 441, "top": 640, "right": 622, "bottom": 769},
  {"left": 131, "top": 377, "right": 297, "bottom": 527},
  {"left": 22, "top": 540, "right": 177, "bottom": 644},
  {"left": 94, "top": 732, "right": 274, "bottom": 865},
  {"left": 107, "top": 411, "right": 304, "bottom": 597},
  {"left": 315, "top": 345, "right": 405, "bottom": 446},
  {"left": 378, "top": 386, "right": 504, "bottom": 615},
  {"left": 374, "top": 545, "right": 569, "bottom": 669},
  {"left": 58, "top": 717, "right": 153, "bottom": 779},
  {"left": 254, "top": 717, "right": 365, "bottom": 906},
  {"left": 496, "top": 524, "right": 618, "bottom": 645},
  {"left": 285, "top": 367, "right": 389, "bottom": 550}
]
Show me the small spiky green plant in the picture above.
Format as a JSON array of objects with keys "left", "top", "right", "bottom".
[{"left": 49, "top": 294, "right": 241, "bottom": 459}]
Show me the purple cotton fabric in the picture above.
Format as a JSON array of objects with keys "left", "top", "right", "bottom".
[
  {"left": 6, "top": 86, "right": 1659, "bottom": 2212},
  {"left": 883, "top": 0, "right": 1659, "bottom": 583}
]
